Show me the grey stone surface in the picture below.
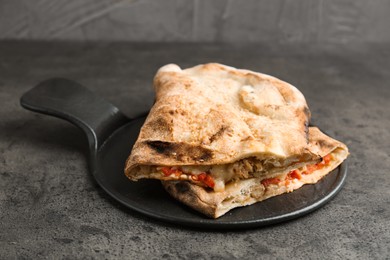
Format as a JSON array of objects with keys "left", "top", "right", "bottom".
[
  {"left": 0, "top": 41, "right": 389, "bottom": 259},
  {"left": 1, "top": 0, "right": 390, "bottom": 43}
]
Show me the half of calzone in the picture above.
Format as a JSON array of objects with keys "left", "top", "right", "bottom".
[
  {"left": 162, "top": 127, "right": 348, "bottom": 218},
  {"left": 124, "top": 63, "right": 348, "bottom": 218}
]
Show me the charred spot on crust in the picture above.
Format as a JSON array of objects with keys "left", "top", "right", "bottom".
[
  {"left": 164, "top": 182, "right": 174, "bottom": 193},
  {"left": 175, "top": 182, "right": 190, "bottom": 193},
  {"left": 146, "top": 141, "right": 214, "bottom": 162},
  {"left": 198, "top": 151, "right": 213, "bottom": 161},
  {"left": 294, "top": 105, "right": 310, "bottom": 143},
  {"left": 178, "top": 145, "right": 214, "bottom": 162},
  {"left": 303, "top": 106, "right": 311, "bottom": 120},
  {"left": 209, "top": 126, "right": 228, "bottom": 143},
  {"left": 146, "top": 141, "right": 174, "bottom": 154},
  {"left": 316, "top": 139, "right": 334, "bottom": 150},
  {"left": 145, "top": 117, "right": 171, "bottom": 133},
  {"left": 304, "top": 120, "right": 309, "bottom": 143}
]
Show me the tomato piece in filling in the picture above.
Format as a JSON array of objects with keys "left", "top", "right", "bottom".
[
  {"left": 323, "top": 154, "right": 332, "bottom": 164},
  {"left": 161, "top": 167, "right": 182, "bottom": 177},
  {"left": 261, "top": 177, "right": 281, "bottom": 187},
  {"left": 161, "top": 167, "right": 171, "bottom": 176},
  {"left": 195, "top": 172, "right": 215, "bottom": 189},
  {"left": 287, "top": 170, "right": 301, "bottom": 180},
  {"left": 302, "top": 164, "right": 317, "bottom": 175},
  {"left": 302, "top": 154, "right": 333, "bottom": 175},
  {"left": 162, "top": 167, "right": 215, "bottom": 189}
]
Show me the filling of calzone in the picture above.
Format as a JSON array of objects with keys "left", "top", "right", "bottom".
[{"left": 136, "top": 149, "right": 343, "bottom": 192}]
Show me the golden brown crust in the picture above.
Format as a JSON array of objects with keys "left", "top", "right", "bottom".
[
  {"left": 122, "top": 63, "right": 350, "bottom": 218},
  {"left": 125, "top": 63, "right": 314, "bottom": 180},
  {"left": 308, "top": 127, "right": 348, "bottom": 157},
  {"left": 162, "top": 127, "right": 349, "bottom": 218}
]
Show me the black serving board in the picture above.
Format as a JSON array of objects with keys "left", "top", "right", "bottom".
[{"left": 21, "top": 79, "right": 347, "bottom": 229}]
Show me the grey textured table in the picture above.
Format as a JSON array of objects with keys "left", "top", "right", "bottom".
[{"left": 0, "top": 41, "right": 389, "bottom": 259}]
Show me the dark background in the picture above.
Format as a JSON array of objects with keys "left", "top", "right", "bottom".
[
  {"left": 0, "top": 1, "right": 389, "bottom": 259},
  {"left": 1, "top": 0, "right": 390, "bottom": 43}
]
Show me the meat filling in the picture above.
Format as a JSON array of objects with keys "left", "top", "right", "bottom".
[{"left": 155, "top": 156, "right": 313, "bottom": 191}]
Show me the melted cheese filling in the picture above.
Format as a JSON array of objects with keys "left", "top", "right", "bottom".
[
  {"left": 154, "top": 152, "right": 338, "bottom": 192},
  {"left": 156, "top": 160, "right": 311, "bottom": 192}
]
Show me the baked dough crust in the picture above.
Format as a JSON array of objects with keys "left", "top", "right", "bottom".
[
  {"left": 123, "top": 63, "right": 349, "bottom": 218},
  {"left": 125, "top": 63, "right": 314, "bottom": 179}
]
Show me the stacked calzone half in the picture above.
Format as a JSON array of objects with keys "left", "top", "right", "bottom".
[{"left": 125, "top": 63, "right": 349, "bottom": 218}]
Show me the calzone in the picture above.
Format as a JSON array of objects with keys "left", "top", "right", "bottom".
[{"left": 124, "top": 63, "right": 348, "bottom": 218}]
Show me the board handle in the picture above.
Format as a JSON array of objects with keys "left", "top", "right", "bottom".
[{"left": 20, "top": 78, "right": 129, "bottom": 154}]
